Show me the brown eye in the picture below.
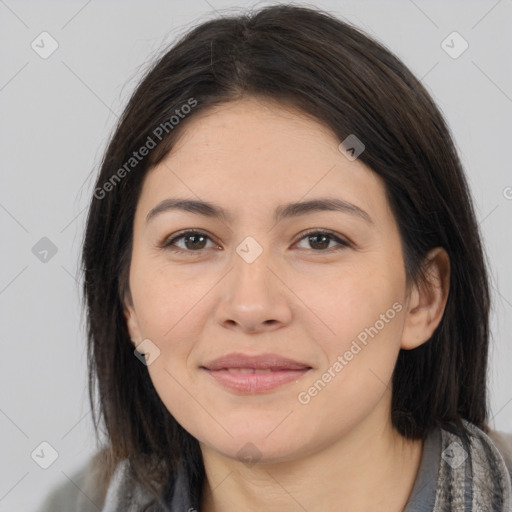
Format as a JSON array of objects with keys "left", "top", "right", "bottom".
[
  {"left": 180, "top": 233, "right": 208, "bottom": 250},
  {"left": 295, "top": 230, "right": 350, "bottom": 251},
  {"left": 161, "top": 230, "right": 216, "bottom": 253}
]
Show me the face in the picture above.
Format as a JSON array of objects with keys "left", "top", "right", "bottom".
[{"left": 124, "top": 97, "right": 413, "bottom": 464}]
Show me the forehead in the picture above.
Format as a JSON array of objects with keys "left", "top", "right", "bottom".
[{"left": 136, "top": 97, "right": 387, "bottom": 224}]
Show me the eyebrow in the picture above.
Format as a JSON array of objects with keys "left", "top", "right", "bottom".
[{"left": 145, "top": 197, "right": 373, "bottom": 225}]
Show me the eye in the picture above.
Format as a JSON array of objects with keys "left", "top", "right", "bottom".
[
  {"left": 160, "top": 230, "right": 218, "bottom": 253},
  {"left": 160, "top": 229, "right": 350, "bottom": 254},
  {"left": 294, "top": 229, "right": 351, "bottom": 252}
]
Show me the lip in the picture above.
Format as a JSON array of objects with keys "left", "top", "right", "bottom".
[{"left": 201, "top": 352, "right": 312, "bottom": 394}]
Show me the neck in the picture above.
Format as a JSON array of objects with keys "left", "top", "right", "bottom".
[{"left": 199, "top": 409, "right": 424, "bottom": 512}]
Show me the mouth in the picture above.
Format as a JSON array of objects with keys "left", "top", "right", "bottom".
[{"left": 200, "top": 353, "right": 312, "bottom": 394}]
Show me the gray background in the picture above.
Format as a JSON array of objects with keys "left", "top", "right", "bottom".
[{"left": 1, "top": 0, "right": 511, "bottom": 510}]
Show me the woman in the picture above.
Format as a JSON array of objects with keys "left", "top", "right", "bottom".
[{"left": 39, "top": 4, "right": 512, "bottom": 511}]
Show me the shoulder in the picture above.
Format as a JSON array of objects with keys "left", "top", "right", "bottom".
[
  {"left": 101, "top": 457, "right": 158, "bottom": 511},
  {"left": 458, "top": 421, "right": 512, "bottom": 481},
  {"left": 37, "top": 451, "right": 158, "bottom": 512},
  {"left": 37, "top": 448, "right": 111, "bottom": 512},
  {"left": 487, "top": 427, "right": 512, "bottom": 479},
  {"left": 457, "top": 421, "right": 512, "bottom": 502}
]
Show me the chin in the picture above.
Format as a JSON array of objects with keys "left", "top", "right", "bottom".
[{"left": 195, "top": 425, "right": 311, "bottom": 466}]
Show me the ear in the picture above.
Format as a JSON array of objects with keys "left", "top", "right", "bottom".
[
  {"left": 123, "top": 292, "right": 143, "bottom": 347},
  {"left": 401, "top": 247, "right": 450, "bottom": 350}
]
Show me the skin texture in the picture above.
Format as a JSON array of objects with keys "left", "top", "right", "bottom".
[{"left": 124, "top": 96, "right": 450, "bottom": 511}]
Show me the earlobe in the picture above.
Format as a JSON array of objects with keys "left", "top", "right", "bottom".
[{"left": 400, "top": 247, "right": 450, "bottom": 350}]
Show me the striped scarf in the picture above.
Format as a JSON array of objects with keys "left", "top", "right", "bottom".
[{"left": 432, "top": 421, "right": 512, "bottom": 511}]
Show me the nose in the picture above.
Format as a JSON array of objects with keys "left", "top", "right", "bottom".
[{"left": 214, "top": 244, "right": 293, "bottom": 334}]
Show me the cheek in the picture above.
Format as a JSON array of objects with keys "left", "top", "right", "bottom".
[
  {"left": 293, "top": 264, "right": 405, "bottom": 410},
  {"left": 132, "top": 268, "right": 208, "bottom": 432},
  {"left": 131, "top": 260, "right": 209, "bottom": 341},
  {"left": 295, "top": 262, "right": 403, "bottom": 352},
  {"left": 295, "top": 305, "right": 404, "bottom": 445},
  {"left": 130, "top": 264, "right": 212, "bottom": 412}
]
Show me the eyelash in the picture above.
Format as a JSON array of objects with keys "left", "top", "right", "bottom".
[{"left": 159, "top": 229, "right": 351, "bottom": 254}]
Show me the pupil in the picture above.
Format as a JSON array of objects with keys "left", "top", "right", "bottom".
[
  {"left": 310, "top": 234, "right": 329, "bottom": 250},
  {"left": 186, "top": 234, "right": 206, "bottom": 250}
]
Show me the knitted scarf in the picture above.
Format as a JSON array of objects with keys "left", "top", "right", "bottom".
[{"left": 431, "top": 421, "right": 512, "bottom": 511}]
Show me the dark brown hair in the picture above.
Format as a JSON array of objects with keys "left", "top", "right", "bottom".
[{"left": 81, "top": 4, "right": 491, "bottom": 509}]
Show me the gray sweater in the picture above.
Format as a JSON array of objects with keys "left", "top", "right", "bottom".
[{"left": 37, "top": 421, "right": 512, "bottom": 511}]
